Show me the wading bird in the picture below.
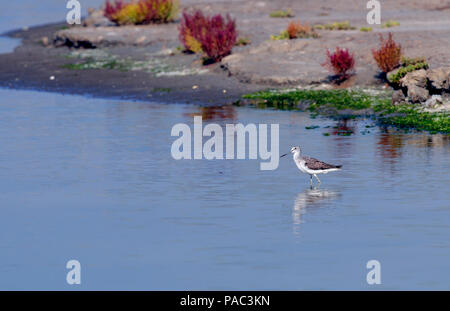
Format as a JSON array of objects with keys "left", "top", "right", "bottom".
[{"left": 280, "top": 146, "right": 342, "bottom": 186}]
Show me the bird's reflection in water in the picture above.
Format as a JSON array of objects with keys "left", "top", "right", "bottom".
[{"left": 292, "top": 187, "right": 340, "bottom": 236}]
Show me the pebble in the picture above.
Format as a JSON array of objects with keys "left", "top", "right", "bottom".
[{"left": 41, "top": 37, "right": 49, "bottom": 46}]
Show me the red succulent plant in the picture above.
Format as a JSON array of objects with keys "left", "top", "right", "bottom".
[
  {"left": 179, "top": 10, "right": 237, "bottom": 63},
  {"left": 322, "top": 47, "right": 356, "bottom": 79},
  {"left": 372, "top": 32, "right": 402, "bottom": 73}
]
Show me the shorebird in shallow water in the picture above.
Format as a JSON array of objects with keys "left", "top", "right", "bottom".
[{"left": 281, "top": 146, "right": 342, "bottom": 186}]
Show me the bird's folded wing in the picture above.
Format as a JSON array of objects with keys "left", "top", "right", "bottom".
[{"left": 304, "top": 156, "right": 338, "bottom": 170}]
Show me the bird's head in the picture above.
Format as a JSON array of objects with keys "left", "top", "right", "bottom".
[
  {"left": 290, "top": 146, "right": 301, "bottom": 154},
  {"left": 281, "top": 146, "right": 301, "bottom": 158}
]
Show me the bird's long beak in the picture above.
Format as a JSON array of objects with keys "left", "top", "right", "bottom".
[{"left": 280, "top": 153, "right": 288, "bottom": 158}]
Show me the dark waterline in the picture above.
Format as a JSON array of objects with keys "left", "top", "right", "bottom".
[{"left": 0, "top": 88, "right": 449, "bottom": 290}]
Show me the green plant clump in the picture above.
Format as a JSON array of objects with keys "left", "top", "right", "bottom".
[
  {"left": 270, "top": 30, "right": 290, "bottom": 40},
  {"left": 381, "top": 20, "right": 400, "bottom": 28},
  {"left": 62, "top": 59, "right": 133, "bottom": 71},
  {"left": 305, "top": 125, "right": 320, "bottom": 130},
  {"left": 62, "top": 51, "right": 177, "bottom": 75},
  {"left": 387, "top": 62, "right": 429, "bottom": 84},
  {"left": 313, "top": 21, "right": 356, "bottom": 31},
  {"left": 401, "top": 56, "right": 426, "bottom": 67},
  {"left": 241, "top": 89, "right": 450, "bottom": 133},
  {"left": 269, "top": 9, "right": 295, "bottom": 18},
  {"left": 235, "top": 37, "right": 251, "bottom": 46},
  {"left": 373, "top": 102, "right": 450, "bottom": 133},
  {"left": 242, "top": 89, "right": 384, "bottom": 111},
  {"left": 360, "top": 26, "right": 372, "bottom": 32}
]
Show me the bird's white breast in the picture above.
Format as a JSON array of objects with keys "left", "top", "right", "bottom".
[
  {"left": 293, "top": 154, "right": 334, "bottom": 175},
  {"left": 293, "top": 155, "right": 309, "bottom": 174}
]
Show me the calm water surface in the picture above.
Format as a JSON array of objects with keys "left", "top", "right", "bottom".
[
  {"left": 0, "top": 88, "right": 449, "bottom": 290},
  {"left": 0, "top": 0, "right": 105, "bottom": 34},
  {"left": 0, "top": 0, "right": 105, "bottom": 53}
]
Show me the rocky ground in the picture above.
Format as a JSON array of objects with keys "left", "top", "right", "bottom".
[
  {"left": 1, "top": 0, "right": 449, "bottom": 105},
  {"left": 394, "top": 67, "right": 450, "bottom": 112}
]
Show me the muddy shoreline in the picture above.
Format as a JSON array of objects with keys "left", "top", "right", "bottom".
[
  {"left": 1, "top": 0, "right": 449, "bottom": 105},
  {"left": 0, "top": 23, "right": 267, "bottom": 105}
]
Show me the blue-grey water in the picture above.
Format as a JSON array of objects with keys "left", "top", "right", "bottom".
[
  {"left": 1, "top": 0, "right": 450, "bottom": 291},
  {"left": 0, "top": 37, "right": 21, "bottom": 54},
  {"left": 0, "top": 88, "right": 449, "bottom": 290},
  {"left": 0, "top": 0, "right": 105, "bottom": 53},
  {"left": 1, "top": 0, "right": 105, "bottom": 34}
]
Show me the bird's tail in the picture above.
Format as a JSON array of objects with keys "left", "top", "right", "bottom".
[{"left": 335, "top": 165, "right": 342, "bottom": 169}]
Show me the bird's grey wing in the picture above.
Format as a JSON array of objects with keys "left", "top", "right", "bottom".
[{"left": 304, "top": 156, "right": 341, "bottom": 170}]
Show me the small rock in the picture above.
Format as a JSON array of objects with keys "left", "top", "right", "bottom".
[
  {"left": 157, "top": 48, "right": 174, "bottom": 56},
  {"left": 49, "top": 76, "right": 55, "bottom": 80},
  {"left": 400, "top": 69, "right": 428, "bottom": 89},
  {"left": 82, "top": 9, "right": 115, "bottom": 27},
  {"left": 392, "top": 89, "right": 406, "bottom": 104},
  {"left": 135, "top": 36, "right": 147, "bottom": 44},
  {"left": 427, "top": 67, "right": 450, "bottom": 91},
  {"left": 424, "top": 95, "right": 443, "bottom": 109},
  {"left": 41, "top": 36, "right": 49, "bottom": 46},
  {"left": 400, "top": 69, "right": 430, "bottom": 103},
  {"left": 192, "top": 85, "right": 199, "bottom": 90},
  {"left": 407, "top": 85, "right": 429, "bottom": 103}
]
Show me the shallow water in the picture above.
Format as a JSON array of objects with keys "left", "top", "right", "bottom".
[
  {"left": 0, "top": 0, "right": 105, "bottom": 34},
  {"left": 0, "top": 37, "right": 21, "bottom": 54},
  {"left": 0, "top": 88, "right": 449, "bottom": 290}
]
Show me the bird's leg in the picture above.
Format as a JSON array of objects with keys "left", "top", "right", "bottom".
[
  {"left": 314, "top": 174, "right": 321, "bottom": 184},
  {"left": 310, "top": 175, "right": 313, "bottom": 187}
]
